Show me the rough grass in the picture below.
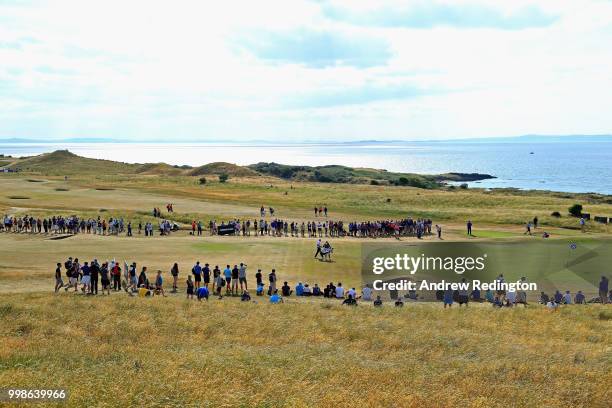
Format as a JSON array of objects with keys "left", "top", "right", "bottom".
[
  {"left": 2, "top": 172, "right": 611, "bottom": 232},
  {"left": 0, "top": 293, "right": 609, "bottom": 407}
]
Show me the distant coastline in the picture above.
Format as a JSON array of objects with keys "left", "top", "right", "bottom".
[
  {"left": 1, "top": 134, "right": 611, "bottom": 145},
  {"left": 1, "top": 139, "right": 611, "bottom": 194}
]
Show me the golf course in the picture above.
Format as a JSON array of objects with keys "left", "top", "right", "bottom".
[{"left": 0, "top": 151, "right": 611, "bottom": 407}]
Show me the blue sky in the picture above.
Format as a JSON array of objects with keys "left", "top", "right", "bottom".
[{"left": 1, "top": 0, "right": 612, "bottom": 141}]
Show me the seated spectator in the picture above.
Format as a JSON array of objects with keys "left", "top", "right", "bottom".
[
  {"left": 563, "top": 290, "right": 572, "bottom": 304},
  {"left": 342, "top": 294, "right": 357, "bottom": 306},
  {"left": 574, "top": 290, "right": 585, "bottom": 304},
  {"left": 554, "top": 290, "right": 563, "bottom": 303},
  {"left": 197, "top": 286, "right": 209, "bottom": 301},
  {"left": 281, "top": 282, "right": 292, "bottom": 297},
  {"left": 335, "top": 283, "right": 344, "bottom": 299},
  {"left": 154, "top": 270, "right": 166, "bottom": 297},
  {"left": 312, "top": 284, "right": 321, "bottom": 296},
  {"left": 373, "top": 296, "right": 383, "bottom": 307},
  {"left": 302, "top": 284, "right": 312, "bottom": 296},
  {"left": 241, "top": 290, "right": 251, "bottom": 302},
  {"left": 362, "top": 285, "right": 372, "bottom": 301},
  {"left": 407, "top": 289, "right": 418, "bottom": 301},
  {"left": 506, "top": 290, "right": 516, "bottom": 304},
  {"left": 485, "top": 289, "right": 494, "bottom": 303},
  {"left": 138, "top": 287, "right": 152, "bottom": 297},
  {"left": 395, "top": 298, "right": 404, "bottom": 307},
  {"left": 493, "top": 296, "right": 503, "bottom": 308},
  {"left": 347, "top": 287, "right": 357, "bottom": 299},
  {"left": 540, "top": 292, "right": 549, "bottom": 304},
  {"left": 324, "top": 282, "right": 336, "bottom": 298},
  {"left": 546, "top": 300, "right": 559, "bottom": 311},
  {"left": 270, "top": 290, "right": 283, "bottom": 304},
  {"left": 470, "top": 288, "right": 481, "bottom": 301},
  {"left": 295, "top": 282, "right": 304, "bottom": 296},
  {"left": 515, "top": 290, "right": 527, "bottom": 306}
]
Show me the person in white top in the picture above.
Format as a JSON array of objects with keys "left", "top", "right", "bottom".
[
  {"left": 563, "top": 291, "right": 572, "bottom": 304},
  {"left": 347, "top": 287, "right": 356, "bottom": 299},
  {"left": 314, "top": 239, "right": 322, "bottom": 258},
  {"left": 335, "top": 283, "right": 344, "bottom": 299},
  {"left": 507, "top": 290, "right": 516, "bottom": 304}
]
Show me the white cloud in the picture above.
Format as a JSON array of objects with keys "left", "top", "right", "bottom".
[{"left": 0, "top": 0, "right": 612, "bottom": 140}]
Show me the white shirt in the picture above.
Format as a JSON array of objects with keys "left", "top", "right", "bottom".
[
  {"left": 564, "top": 293, "right": 572, "bottom": 304},
  {"left": 347, "top": 288, "right": 356, "bottom": 298},
  {"left": 335, "top": 286, "right": 344, "bottom": 298},
  {"left": 362, "top": 287, "right": 372, "bottom": 301},
  {"left": 507, "top": 291, "right": 516, "bottom": 303}
]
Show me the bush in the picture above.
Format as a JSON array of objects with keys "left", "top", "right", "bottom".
[
  {"left": 219, "top": 174, "right": 229, "bottom": 183},
  {"left": 568, "top": 204, "right": 583, "bottom": 217},
  {"left": 551, "top": 211, "right": 561, "bottom": 218},
  {"left": 459, "top": 183, "right": 468, "bottom": 189},
  {"left": 397, "top": 177, "right": 410, "bottom": 186},
  {"left": 370, "top": 180, "right": 379, "bottom": 185},
  {"left": 199, "top": 177, "right": 207, "bottom": 185}
]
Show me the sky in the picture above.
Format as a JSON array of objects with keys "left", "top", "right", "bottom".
[{"left": 1, "top": 0, "right": 612, "bottom": 142}]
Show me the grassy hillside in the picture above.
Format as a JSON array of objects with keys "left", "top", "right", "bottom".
[
  {"left": 188, "top": 162, "right": 259, "bottom": 177},
  {"left": 249, "top": 162, "right": 442, "bottom": 187},
  {"left": 0, "top": 293, "right": 609, "bottom": 407},
  {"left": 8, "top": 150, "right": 139, "bottom": 175}
]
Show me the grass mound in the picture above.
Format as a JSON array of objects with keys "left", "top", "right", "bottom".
[
  {"left": 250, "top": 162, "right": 440, "bottom": 187},
  {"left": 9, "top": 150, "right": 138, "bottom": 175},
  {"left": 188, "top": 162, "right": 259, "bottom": 177}
]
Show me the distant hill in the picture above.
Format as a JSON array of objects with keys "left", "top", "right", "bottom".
[
  {"left": 248, "top": 162, "right": 442, "bottom": 188},
  {"left": 3, "top": 150, "right": 494, "bottom": 188},
  {"left": 188, "top": 162, "right": 259, "bottom": 177},
  {"left": 8, "top": 150, "right": 138, "bottom": 175}
]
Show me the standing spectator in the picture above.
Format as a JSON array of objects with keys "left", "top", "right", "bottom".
[
  {"left": 54, "top": 262, "right": 64, "bottom": 293},
  {"left": 171, "top": 263, "right": 179, "bottom": 292},
  {"left": 599, "top": 276, "right": 609, "bottom": 304},
  {"left": 268, "top": 269, "right": 277, "bottom": 295}
]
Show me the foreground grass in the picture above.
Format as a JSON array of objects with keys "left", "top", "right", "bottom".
[{"left": 0, "top": 293, "right": 610, "bottom": 407}]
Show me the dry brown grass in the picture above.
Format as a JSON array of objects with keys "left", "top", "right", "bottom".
[{"left": 0, "top": 293, "right": 610, "bottom": 407}]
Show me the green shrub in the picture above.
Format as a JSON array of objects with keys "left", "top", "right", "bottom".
[
  {"left": 568, "top": 204, "right": 583, "bottom": 217},
  {"left": 219, "top": 174, "right": 229, "bottom": 183}
]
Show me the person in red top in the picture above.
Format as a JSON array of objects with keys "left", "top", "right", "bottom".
[
  {"left": 111, "top": 263, "right": 121, "bottom": 291},
  {"left": 192, "top": 221, "right": 196, "bottom": 235}
]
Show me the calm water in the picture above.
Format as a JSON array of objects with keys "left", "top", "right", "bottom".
[{"left": 1, "top": 141, "right": 611, "bottom": 194}]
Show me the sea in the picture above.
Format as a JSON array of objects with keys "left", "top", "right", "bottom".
[{"left": 1, "top": 140, "right": 611, "bottom": 195}]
